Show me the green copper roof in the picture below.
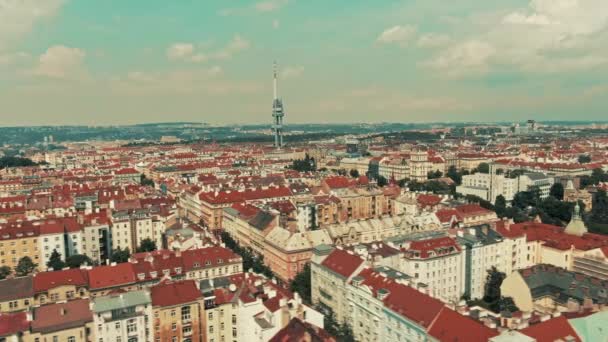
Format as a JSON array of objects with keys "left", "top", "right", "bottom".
[
  {"left": 92, "top": 290, "right": 151, "bottom": 313},
  {"left": 569, "top": 311, "right": 608, "bottom": 342}
]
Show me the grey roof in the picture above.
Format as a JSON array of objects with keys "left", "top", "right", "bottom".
[
  {"left": 374, "top": 266, "right": 411, "bottom": 280},
  {"left": 92, "top": 290, "right": 151, "bottom": 313},
  {"left": 165, "top": 227, "right": 195, "bottom": 238},
  {"left": 0, "top": 276, "right": 34, "bottom": 301},
  {"left": 520, "top": 264, "right": 608, "bottom": 305},
  {"left": 457, "top": 225, "right": 503, "bottom": 247},
  {"left": 248, "top": 211, "right": 275, "bottom": 231},
  {"left": 524, "top": 172, "right": 550, "bottom": 181}
]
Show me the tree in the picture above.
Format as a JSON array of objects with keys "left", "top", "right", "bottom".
[
  {"left": 290, "top": 154, "right": 316, "bottom": 172},
  {"left": 474, "top": 163, "right": 490, "bottom": 174},
  {"left": 221, "top": 232, "right": 274, "bottom": 279},
  {"left": 136, "top": 238, "right": 157, "bottom": 253},
  {"left": 15, "top": 256, "right": 37, "bottom": 276},
  {"left": 464, "top": 194, "right": 495, "bottom": 211},
  {"left": 47, "top": 249, "right": 65, "bottom": 271},
  {"left": 338, "top": 322, "right": 356, "bottom": 342},
  {"left": 349, "top": 169, "right": 359, "bottom": 178},
  {"left": 377, "top": 175, "right": 388, "bottom": 187},
  {"left": 495, "top": 195, "right": 507, "bottom": 218},
  {"left": 495, "top": 296, "right": 519, "bottom": 313},
  {"left": 578, "top": 154, "right": 592, "bottom": 164},
  {"left": 447, "top": 166, "right": 463, "bottom": 185},
  {"left": 483, "top": 267, "right": 505, "bottom": 303},
  {"left": 590, "top": 190, "right": 608, "bottom": 225},
  {"left": 550, "top": 182, "right": 564, "bottom": 200},
  {"left": 140, "top": 174, "right": 155, "bottom": 187},
  {"left": 0, "top": 156, "right": 38, "bottom": 169},
  {"left": 513, "top": 190, "right": 538, "bottom": 210},
  {"left": 65, "top": 254, "right": 93, "bottom": 268},
  {"left": 427, "top": 170, "right": 443, "bottom": 179},
  {"left": 110, "top": 247, "right": 131, "bottom": 263},
  {"left": 290, "top": 263, "right": 311, "bottom": 304},
  {"left": 0, "top": 266, "right": 11, "bottom": 280}
]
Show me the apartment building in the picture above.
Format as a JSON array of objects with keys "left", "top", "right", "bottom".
[
  {"left": 91, "top": 290, "right": 153, "bottom": 342},
  {"left": 151, "top": 280, "right": 205, "bottom": 342}
]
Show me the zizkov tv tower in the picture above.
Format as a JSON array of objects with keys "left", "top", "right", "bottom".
[{"left": 271, "top": 62, "right": 285, "bottom": 149}]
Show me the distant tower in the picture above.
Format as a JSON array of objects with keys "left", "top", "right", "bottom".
[{"left": 272, "top": 62, "right": 285, "bottom": 149}]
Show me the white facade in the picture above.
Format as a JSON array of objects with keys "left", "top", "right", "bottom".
[
  {"left": 92, "top": 291, "right": 153, "bottom": 342},
  {"left": 399, "top": 250, "right": 464, "bottom": 303},
  {"left": 39, "top": 232, "right": 66, "bottom": 269},
  {"left": 82, "top": 223, "right": 111, "bottom": 264}
]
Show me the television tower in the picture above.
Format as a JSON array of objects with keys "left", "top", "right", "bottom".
[{"left": 272, "top": 61, "right": 285, "bottom": 149}]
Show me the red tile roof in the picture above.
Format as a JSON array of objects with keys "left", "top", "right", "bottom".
[
  {"left": 33, "top": 268, "right": 89, "bottom": 293},
  {"left": 320, "top": 249, "right": 364, "bottom": 279},
  {"left": 199, "top": 186, "right": 292, "bottom": 205},
  {"left": 151, "top": 280, "right": 201, "bottom": 307},
  {"left": 31, "top": 299, "right": 92, "bottom": 334},
  {"left": 428, "top": 307, "right": 498, "bottom": 341},
  {"left": 0, "top": 312, "right": 29, "bottom": 336},
  {"left": 88, "top": 263, "right": 136, "bottom": 290},
  {"left": 270, "top": 318, "right": 336, "bottom": 342},
  {"left": 507, "top": 222, "right": 608, "bottom": 251},
  {"left": 417, "top": 194, "right": 442, "bottom": 207},
  {"left": 520, "top": 316, "right": 581, "bottom": 342},
  {"left": 405, "top": 236, "right": 461, "bottom": 259}
]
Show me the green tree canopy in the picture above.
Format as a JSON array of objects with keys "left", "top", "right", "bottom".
[
  {"left": 65, "top": 254, "right": 93, "bottom": 268},
  {"left": 0, "top": 266, "right": 11, "bottom": 280},
  {"left": 550, "top": 182, "right": 564, "bottom": 200},
  {"left": 15, "top": 256, "right": 37, "bottom": 276},
  {"left": 47, "top": 249, "right": 65, "bottom": 271},
  {"left": 290, "top": 263, "right": 311, "bottom": 304},
  {"left": 110, "top": 247, "right": 131, "bottom": 263},
  {"left": 136, "top": 238, "right": 157, "bottom": 253}
]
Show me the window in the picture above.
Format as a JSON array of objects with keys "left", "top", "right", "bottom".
[
  {"left": 232, "top": 327, "right": 237, "bottom": 338},
  {"left": 115, "top": 322, "right": 121, "bottom": 329},
  {"left": 208, "top": 312, "right": 213, "bottom": 320},
  {"left": 170, "top": 309, "right": 176, "bottom": 317},
  {"left": 172, "top": 323, "right": 177, "bottom": 331},
  {"left": 181, "top": 306, "right": 191, "bottom": 321},
  {"left": 127, "top": 318, "right": 137, "bottom": 333}
]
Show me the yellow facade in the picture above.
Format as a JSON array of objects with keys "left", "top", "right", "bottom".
[{"left": 0, "top": 235, "right": 40, "bottom": 272}]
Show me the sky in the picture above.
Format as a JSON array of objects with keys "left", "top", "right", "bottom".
[{"left": 0, "top": 0, "right": 607, "bottom": 126}]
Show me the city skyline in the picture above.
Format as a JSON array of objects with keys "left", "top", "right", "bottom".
[{"left": 1, "top": 0, "right": 607, "bottom": 126}]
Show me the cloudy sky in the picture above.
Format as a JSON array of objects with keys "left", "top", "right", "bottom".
[{"left": 0, "top": 0, "right": 607, "bottom": 126}]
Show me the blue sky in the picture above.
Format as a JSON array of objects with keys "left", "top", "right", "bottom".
[{"left": 0, "top": 0, "right": 607, "bottom": 126}]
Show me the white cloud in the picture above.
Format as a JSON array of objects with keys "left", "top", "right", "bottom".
[
  {"left": 32, "top": 45, "right": 87, "bottom": 79},
  {"left": 212, "top": 35, "right": 250, "bottom": 60},
  {"left": 0, "top": 51, "right": 29, "bottom": 65},
  {"left": 377, "top": 25, "right": 416, "bottom": 45},
  {"left": 417, "top": 33, "right": 450, "bottom": 48},
  {"left": 167, "top": 43, "right": 195, "bottom": 60},
  {"left": 0, "top": 0, "right": 65, "bottom": 49},
  {"left": 503, "top": 12, "right": 552, "bottom": 26},
  {"left": 281, "top": 66, "right": 304, "bottom": 79},
  {"left": 255, "top": 0, "right": 289, "bottom": 12},
  {"left": 167, "top": 35, "right": 250, "bottom": 63},
  {"left": 427, "top": 40, "right": 495, "bottom": 76},
  {"left": 428, "top": 0, "right": 608, "bottom": 76}
]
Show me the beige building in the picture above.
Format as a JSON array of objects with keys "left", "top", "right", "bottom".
[
  {"left": 311, "top": 246, "right": 366, "bottom": 322},
  {"left": 24, "top": 299, "right": 93, "bottom": 342},
  {"left": 0, "top": 276, "right": 34, "bottom": 313}
]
